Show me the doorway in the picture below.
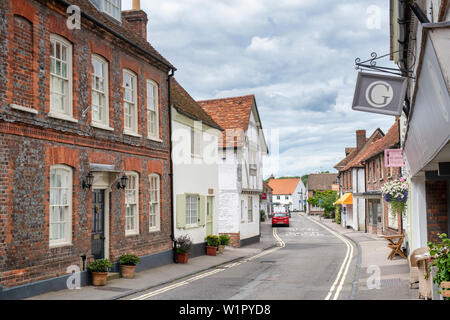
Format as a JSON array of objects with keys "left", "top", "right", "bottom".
[
  {"left": 92, "top": 189, "right": 106, "bottom": 260},
  {"left": 206, "top": 196, "right": 214, "bottom": 236}
]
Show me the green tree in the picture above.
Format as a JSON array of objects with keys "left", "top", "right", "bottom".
[{"left": 307, "top": 190, "right": 339, "bottom": 217}]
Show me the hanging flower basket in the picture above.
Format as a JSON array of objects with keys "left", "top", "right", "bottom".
[{"left": 381, "top": 178, "right": 409, "bottom": 216}]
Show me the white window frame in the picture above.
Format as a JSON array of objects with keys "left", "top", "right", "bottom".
[
  {"left": 146, "top": 80, "right": 160, "bottom": 141},
  {"left": 91, "top": 55, "right": 111, "bottom": 130},
  {"left": 49, "top": 164, "right": 73, "bottom": 248},
  {"left": 103, "top": 0, "right": 121, "bottom": 22},
  {"left": 125, "top": 171, "right": 139, "bottom": 236},
  {"left": 122, "top": 70, "right": 139, "bottom": 136},
  {"left": 49, "top": 34, "right": 73, "bottom": 120},
  {"left": 248, "top": 196, "right": 253, "bottom": 222},
  {"left": 191, "top": 127, "right": 203, "bottom": 158},
  {"left": 186, "top": 195, "right": 199, "bottom": 226},
  {"left": 149, "top": 174, "right": 160, "bottom": 232}
]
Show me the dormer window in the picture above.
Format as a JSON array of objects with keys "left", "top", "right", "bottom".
[{"left": 90, "top": 0, "right": 121, "bottom": 22}]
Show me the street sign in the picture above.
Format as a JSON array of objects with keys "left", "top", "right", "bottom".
[
  {"left": 384, "top": 149, "right": 406, "bottom": 167},
  {"left": 352, "top": 72, "right": 407, "bottom": 116}
]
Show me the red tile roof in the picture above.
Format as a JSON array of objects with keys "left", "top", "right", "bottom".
[
  {"left": 307, "top": 174, "right": 338, "bottom": 190},
  {"left": 171, "top": 78, "right": 222, "bottom": 131},
  {"left": 69, "top": 0, "right": 174, "bottom": 70},
  {"left": 198, "top": 95, "right": 255, "bottom": 148},
  {"left": 268, "top": 178, "right": 301, "bottom": 195}
]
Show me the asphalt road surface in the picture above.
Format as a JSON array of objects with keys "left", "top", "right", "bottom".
[{"left": 123, "top": 213, "right": 358, "bottom": 300}]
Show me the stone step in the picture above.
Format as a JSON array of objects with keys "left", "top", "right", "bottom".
[{"left": 107, "top": 272, "right": 120, "bottom": 281}]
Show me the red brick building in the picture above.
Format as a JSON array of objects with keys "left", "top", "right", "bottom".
[{"left": 0, "top": 0, "right": 176, "bottom": 298}]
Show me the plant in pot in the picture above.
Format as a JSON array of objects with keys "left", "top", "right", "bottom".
[
  {"left": 260, "top": 210, "right": 266, "bottom": 222},
  {"left": 205, "top": 235, "right": 220, "bottom": 256},
  {"left": 118, "top": 254, "right": 140, "bottom": 279},
  {"left": 176, "top": 235, "right": 192, "bottom": 264},
  {"left": 218, "top": 235, "right": 231, "bottom": 254},
  {"left": 87, "top": 259, "right": 113, "bottom": 286}
]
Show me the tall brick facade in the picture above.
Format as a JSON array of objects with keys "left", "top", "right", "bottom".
[
  {"left": 0, "top": 0, "right": 175, "bottom": 290},
  {"left": 426, "top": 180, "right": 449, "bottom": 244}
]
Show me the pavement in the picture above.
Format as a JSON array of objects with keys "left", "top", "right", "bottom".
[
  {"left": 306, "top": 213, "right": 418, "bottom": 300},
  {"left": 28, "top": 221, "right": 278, "bottom": 300}
]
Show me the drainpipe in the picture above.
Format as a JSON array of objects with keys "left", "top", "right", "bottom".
[
  {"left": 398, "top": 0, "right": 409, "bottom": 75},
  {"left": 167, "top": 68, "right": 177, "bottom": 263}
]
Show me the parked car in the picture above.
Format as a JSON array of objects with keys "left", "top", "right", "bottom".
[{"left": 272, "top": 211, "right": 290, "bottom": 227}]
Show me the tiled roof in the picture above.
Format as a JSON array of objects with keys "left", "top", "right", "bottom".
[
  {"left": 307, "top": 173, "right": 338, "bottom": 191},
  {"left": 268, "top": 178, "right": 301, "bottom": 195},
  {"left": 334, "top": 148, "right": 358, "bottom": 170},
  {"left": 262, "top": 180, "right": 273, "bottom": 192},
  {"left": 69, "top": 0, "right": 174, "bottom": 69},
  {"left": 198, "top": 95, "right": 255, "bottom": 148},
  {"left": 171, "top": 78, "right": 223, "bottom": 131},
  {"left": 342, "top": 121, "right": 399, "bottom": 171},
  {"left": 359, "top": 120, "right": 400, "bottom": 163}
]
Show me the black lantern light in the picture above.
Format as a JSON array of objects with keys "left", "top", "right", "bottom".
[
  {"left": 82, "top": 172, "right": 94, "bottom": 189},
  {"left": 117, "top": 174, "right": 128, "bottom": 190}
]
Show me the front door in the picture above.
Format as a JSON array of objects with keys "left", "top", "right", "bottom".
[
  {"left": 206, "top": 197, "right": 214, "bottom": 235},
  {"left": 92, "top": 190, "right": 105, "bottom": 260}
]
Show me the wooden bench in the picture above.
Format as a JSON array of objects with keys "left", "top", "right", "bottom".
[
  {"left": 381, "top": 230, "right": 407, "bottom": 260},
  {"left": 442, "top": 281, "right": 450, "bottom": 298}
]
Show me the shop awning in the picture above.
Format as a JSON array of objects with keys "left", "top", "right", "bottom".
[{"left": 334, "top": 193, "right": 353, "bottom": 205}]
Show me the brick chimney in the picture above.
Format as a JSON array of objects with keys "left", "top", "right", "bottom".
[
  {"left": 122, "top": 0, "right": 148, "bottom": 41},
  {"left": 356, "top": 130, "right": 366, "bottom": 150}
]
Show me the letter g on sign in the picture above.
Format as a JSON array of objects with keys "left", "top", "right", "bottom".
[{"left": 365, "top": 81, "right": 394, "bottom": 108}]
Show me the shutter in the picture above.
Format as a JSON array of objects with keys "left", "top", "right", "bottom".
[
  {"left": 176, "top": 194, "right": 186, "bottom": 229},
  {"left": 199, "top": 196, "right": 206, "bottom": 227}
]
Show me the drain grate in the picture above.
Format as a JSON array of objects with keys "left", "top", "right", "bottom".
[{"left": 94, "top": 286, "right": 131, "bottom": 292}]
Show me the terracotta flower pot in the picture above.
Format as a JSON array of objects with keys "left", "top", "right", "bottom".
[
  {"left": 218, "top": 245, "right": 225, "bottom": 254},
  {"left": 121, "top": 265, "right": 136, "bottom": 279},
  {"left": 206, "top": 246, "right": 218, "bottom": 256},
  {"left": 91, "top": 272, "right": 108, "bottom": 286},
  {"left": 177, "top": 252, "right": 189, "bottom": 264}
]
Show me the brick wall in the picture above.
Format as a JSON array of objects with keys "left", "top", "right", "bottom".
[
  {"left": 220, "top": 233, "right": 240, "bottom": 248},
  {"left": 0, "top": 0, "right": 174, "bottom": 289},
  {"left": 426, "top": 180, "right": 448, "bottom": 244}
]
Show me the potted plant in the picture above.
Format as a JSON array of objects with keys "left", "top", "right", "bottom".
[
  {"left": 176, "top": 235, "right": 192, "bottom": 264},
  {"left": 118, "top": 254, "right": 140, "bottom": 279},
  {"left": 87, "top": 259, "right": 112, "bottom": 286},
  {"left": 427, "top": 233, "right": 450, "bottom": 300},
  {"left": 260, "top": 210, "right": 266, "bottom": 222},
  {"left": 218, "top": 235, "right": 231, "bottom": 254},
  {"left": 205, "top": 235, "right": 220, "bottom": 256}
]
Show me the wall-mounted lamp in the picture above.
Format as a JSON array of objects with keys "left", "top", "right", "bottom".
[
  {"left": 82, "top": 172, "right": 94, "bottom": 189},
  {"left": 117, "top": 174, "right": 128, "bottom": 190}
]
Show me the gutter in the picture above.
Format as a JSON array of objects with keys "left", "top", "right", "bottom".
[
  {"left": 167, "top": 69, "right": 177, "bottom": 263},
  {"left": 55, "top": 0, "right": 176, "bottom": 71}
]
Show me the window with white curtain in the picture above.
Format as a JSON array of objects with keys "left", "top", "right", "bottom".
[
  {"left": 123, "top": 70, "right": 138, "bottom": 135},
  {"left": 49, "top": 165, "right": 72, "bottom": 247},
  {"left": 186, "top": 195, "right": 199, "bottom": 226},
  {"left": 149, "top": 174, "right": 160, "bottom": 231},
  {"left": 125, "top": 172, "right": 139, "bottom": 235},
  {"left": 50, "top": 35, "right": 72, "bottom": 118},
  {"left": 147, "top": 80, "right": 159, "bottom": 140},
  {"left": 91, "top": 55, "right": 109, "bottom": 127}
]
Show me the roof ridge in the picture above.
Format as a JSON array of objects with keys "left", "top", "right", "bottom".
[{"left": 197, "top": 94, "right": 255, "bottom": 103}]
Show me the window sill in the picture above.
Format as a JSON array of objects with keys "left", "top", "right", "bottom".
[
  {"left": 10, "top": 104, "right": 39, "bottom": 114},
  {"left": 48, "top": 112, "right": 78, "bottom": 123},
  {"left": 91, "top": 122, "right": 114, "bottom": 131},
  {"left": 182, "top": 224, "right": 201, "bottom": 230},
  {"left": 125, "top": 231, "right": 140, "bottom": 237},
  {"left": 191, "top": 154, "right": 203, "bottom": 159},
  {"left": 147, "top": 136, "right": 163, "bottom": 143},
  {"left": 49, "top": 242, "right": 73, "bottom": 249},
  {"left": 148, "top": 227, "right": 161, "bottom": 233},
  {"left": 123, "top": 131, "right": 142, "bottom": 138}
]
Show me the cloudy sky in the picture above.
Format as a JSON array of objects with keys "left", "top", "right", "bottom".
[{"left": 123, "top": 0, "right": 397, "bottom": 178}]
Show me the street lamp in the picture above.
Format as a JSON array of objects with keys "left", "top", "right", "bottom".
[
  {"left": 117, "top": 174, "right": 128, "bottom": 190},
  {"left": 82, "top": 172, "right": 94, "bottom": 190}
]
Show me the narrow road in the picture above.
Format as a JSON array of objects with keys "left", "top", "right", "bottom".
[{"left": 123, "top": 213, "right": 358, "bottom": 300}]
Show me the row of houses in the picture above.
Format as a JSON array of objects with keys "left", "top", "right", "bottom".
[
  {"left": 0, "top": 0, "right": 268, "bottom": 298},
  {"left": 334, "top": 121, "right": 403, "bottom": 236}
]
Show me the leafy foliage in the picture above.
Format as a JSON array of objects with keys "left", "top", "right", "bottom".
[
  {"left": 119, "top": 254, "right": 140, "bottom": 266},
  {"left": 260, "top": 210, "right": 266, "bottom": 222},
  {"left": 335, "top": 205, "right": 341, "bottom": 224},
  {"left": 428, "top": 233, "right": 450, "bottom": 299},
  {"left": 382, "top": 178, "right": 409, "bottom": 215},
  {"left": 205, "top": 235, "right": 220, "bottom": 247},
  {"left": 176, "top": 235, "right": 193, "bottom": 254},
  {"left": 219, "top": 234, "right": 231, "bottom": 246},
  {"left": 87, "top": 259, "right": 112, "bottom": 272},
  {"left": 307, "top": 190, "right": 338, "bottom": 215}
]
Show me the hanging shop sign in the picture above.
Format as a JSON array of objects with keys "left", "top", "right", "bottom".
[
  {"left": 384, "top": 149, "right": 406, "bottom": 167},
  {"left": 352, "top": 72, "right": 407, "bottom": 116}
]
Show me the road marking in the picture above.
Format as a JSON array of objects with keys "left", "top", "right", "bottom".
[
  {"left": 302, "top": 213, "right": 354, "bottom": 300},
  {"left": 130, "top": 227, "right": 286, "bottom": 300}
]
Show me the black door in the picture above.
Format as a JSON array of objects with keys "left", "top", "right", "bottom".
[{"left": 92, "top": 190, "right": 105, "bottom": 260}]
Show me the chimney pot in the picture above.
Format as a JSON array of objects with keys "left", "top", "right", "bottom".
[{"left": 132, "top": 0, "right": 141, "bottom": 10}]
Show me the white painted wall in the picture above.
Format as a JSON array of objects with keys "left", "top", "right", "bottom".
[
  {"left": 292, "top": 180, "right": 306, "bottom": 211},
  {"left": 172, "top": 111, "right": 221, "bottom": 244}
]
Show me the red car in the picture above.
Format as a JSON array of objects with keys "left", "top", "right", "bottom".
[{"left": 272, "top": 212, "right": 290, "bottom": 227}]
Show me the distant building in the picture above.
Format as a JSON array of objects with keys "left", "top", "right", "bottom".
[
  {"left": 306, "top": 173, "right": 338, "bottom": 215},
  {"left": 268, "top": 178, "right": 306, "bottom": 212},
  {"left": 260, "top": 181, "right": 273, "bottom": 219}
]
